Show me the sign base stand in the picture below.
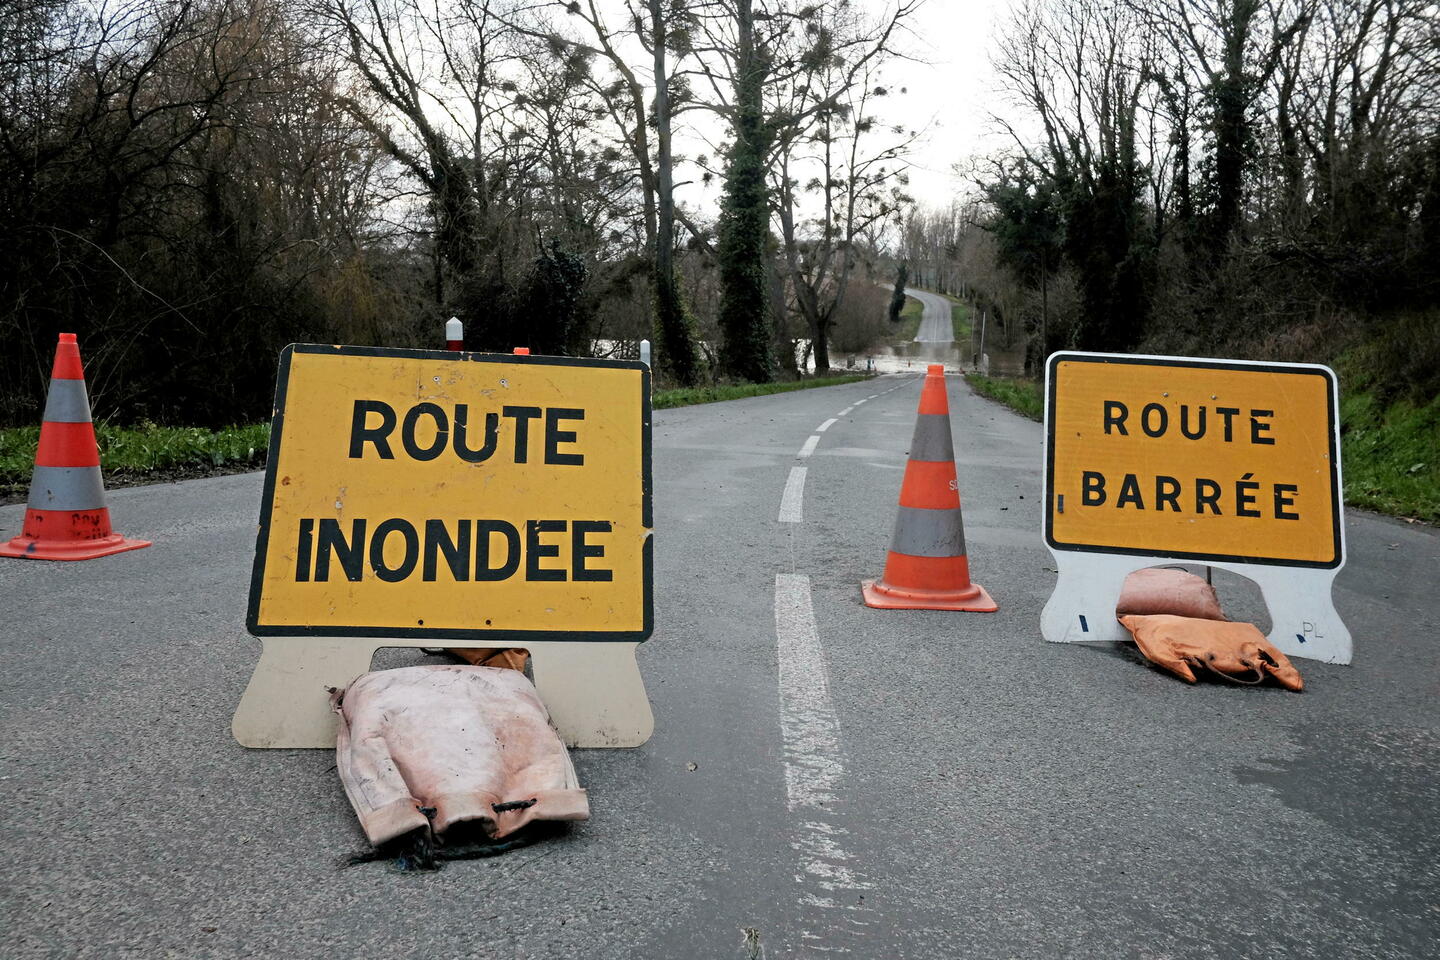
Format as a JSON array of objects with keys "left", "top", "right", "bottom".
[
  {"left": 1041, "top": 553, "right": 1351, "bottom": 664},
  {"left": 233, "top": 639, "right": 653, "bottom": 748}
]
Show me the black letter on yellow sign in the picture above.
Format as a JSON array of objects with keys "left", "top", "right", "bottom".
[
  {"left": 454, "top": 406, "right": 499, "bottom": 462},
  {"left": 401, "top": 403, "right": 448, "bottom": 461},
  {"left": 1103, "top": 402, "right": 1129, "bottom": 436},
  {"left": 572, "top": 520, "right": 613, "bottom": 581},
  {"left": 295, "top": 518, "right": 314, "bottom": 582},
  {"left": 526, "top": 519, "right": 566, "bottom": 581},
  {"left": 1082, "top": 471, "right": 1106, "bottom": 505},
  {"left": 1274, "top": 483, "right": 1300, "bottom": 519},
  {"left": 504, "top": 406, "right": 542, "bottom": 463},
  {"left": 1141, "top": 403, "right": 1168, "bottom": 438},
  {"left": 545, "top": 408, "right": 585, "bottom": 465},
  {"left": 370, "top": 518, "right": 419, "bottom": 581},
  {"left": 317, "top": 518, "right": 366, "bottom": 581},
  {"left": 1117, "top": 473, "right": 1143, "bottom": 509},
  {"left": 423, "top": 519, "right": 471, "bottom": 581},
  {"left": 476, "top": 520, "right": 521, "bottom": 580},
  {"left": 350, "top": 401, "right": 396, "bottom": 459}
]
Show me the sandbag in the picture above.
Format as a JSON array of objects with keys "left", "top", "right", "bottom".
[
  {"left": 333, "top": 665, "right": 589, "bottom": 846},
  {"left": 446, "top": 647, "right": 529, "bottom": 671},
  {"left": 1119, "top": 614, "right": 1303, "bottom": 691},
  {"left": 1115, "top": 567, "right": 1226, "bottom": 620}
]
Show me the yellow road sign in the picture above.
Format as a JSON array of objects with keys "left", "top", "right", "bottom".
[
  {"left": 1045, "top": 353, "right": 1341, "bottom": 568},
  {"left": 247, "top": 344, "right": 652, "bottom": 639}
]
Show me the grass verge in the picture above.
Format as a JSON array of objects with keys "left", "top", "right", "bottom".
[
  {"left": 949, "top": 301, "right": 973, "bottom": 340},
  {"left": 0, "top": 375, "right": 873, "bottom": 499},
  {"left": 964, "top": 373, "right": 1043, "bottom": 421},
  {"left": 1339, "top": 391, "right": 1438, "bottom": 521},
  {"left": 2, "top": 421, "right": 269, "bottom": 491},
  {"left": 896, "top": 296, "right": 924, "bottom": 339},
  {"left": 654, "top": 373, "right": 872, "bottom": 410}
]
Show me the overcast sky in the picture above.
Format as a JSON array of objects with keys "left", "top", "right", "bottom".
[{"left": 874, "top": 0, "right": 1012, "bottom": 203}]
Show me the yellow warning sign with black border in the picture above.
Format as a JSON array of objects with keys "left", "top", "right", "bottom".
[
  {"left": 247, "top": 344, "right": 652, "bottom": 639},
  {"left": 1045, "top": 353, "right": 1342, "bottom": 568}
]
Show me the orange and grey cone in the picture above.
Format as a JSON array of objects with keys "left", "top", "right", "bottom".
[
  {"left": 0, "top": 334, "right": 151, "bottom": 561},
  {"left": 861, "top": 364, "right": 996, "bottom": 612}
]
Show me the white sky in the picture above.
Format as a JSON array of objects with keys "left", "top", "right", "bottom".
[{"left": 873, "top": 0, "right": 1012, "bottom": 203}]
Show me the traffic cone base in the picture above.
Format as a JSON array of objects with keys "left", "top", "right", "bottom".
[
  {"left": 1, "top": 333, "right": 151, "bottom": 561},
  {"left": 862, "top": 576, "right": 997, "bottom": 613},
  {"left": 862, "top": 364, "right": 996, "bottom": 613},
  {"left": 0, "top": 510, "right": 151, "bottom": 561}
]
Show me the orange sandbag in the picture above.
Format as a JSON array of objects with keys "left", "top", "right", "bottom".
[
  {"left": 333, "top": 665, "right": 589, "bottom": 846},
  {"left": 1119, "top": 614, "right": 1303, "bottom": 691},
  {"left": 1116, "top": 567, "right": 1226, "bottom": 620},
  {"left": 447, "top": 647, "right": 529, "bottom": 671}
]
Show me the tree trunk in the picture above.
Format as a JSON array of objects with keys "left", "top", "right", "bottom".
[
  {"left": 811, "top": 315, "right": 831, "bottom": 374},
  {"left": 648, "top": 0, "right": 701, "bottom": 385},
  {"left": 715, "top": 0, "right": 774, "bottom": 382}
]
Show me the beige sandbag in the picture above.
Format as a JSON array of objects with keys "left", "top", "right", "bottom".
[
  {"left": 1119, "top": 614, "right": 1303, "bottom": 691},
  {"left": 1116, "top": 567, "right": 1226, "bottom": 620},
  {"left": 333, "top": 665, "right": 589, "bottom": 847}
]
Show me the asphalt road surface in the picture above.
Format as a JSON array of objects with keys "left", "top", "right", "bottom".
[
  {"left": 3, "top": 374, "right": 1437, "bottom": 958},
  {"left": 910, "top": 289, "right": 955, "bottom": 343}
]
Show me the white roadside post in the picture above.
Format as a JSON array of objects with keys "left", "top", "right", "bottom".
[{"left": 639, "top": 339, "right": 651, "bottom": 367}]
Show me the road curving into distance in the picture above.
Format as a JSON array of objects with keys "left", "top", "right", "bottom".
[{"left": 909, "top": 288, "right": 956, "bottom": 343}]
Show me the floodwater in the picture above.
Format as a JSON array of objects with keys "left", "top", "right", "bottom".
[
  {"left": 594, "top": 336, "right": 1029, "bottom": 379},
  {"left": 830, "top": 337, "right": 1027, "bottom": 378}
]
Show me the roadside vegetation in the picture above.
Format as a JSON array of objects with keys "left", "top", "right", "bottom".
[
  {"left": 942, "top": 294, "right": 973, "bottom": 341},
  {"left": 654, "top": 374, "right": 872, "bottom": 410},
  {"left": 895, "top": 289, "right": 973, "bottom": 344},
  {"left": 964, "top": 375, "right": 1043, "bottom": 422},
  {"left": 895, "top": 296, "right": 924, "bottom": 340},
  {"left": 1, "top": 376, "right": 872, "bottom": 500},
  {"left": 1, "top": 422, "right": 269, "bottom": 500},
  {"left": 1, "top": 0, "right": 919, "bottom": 432}
]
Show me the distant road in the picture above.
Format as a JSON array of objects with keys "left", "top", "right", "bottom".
[{"left": 910, "top": 288, "right": 954, "bottom": 343}]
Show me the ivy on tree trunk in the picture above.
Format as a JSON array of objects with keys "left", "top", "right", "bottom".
[
  {"left": 715, "top": 0, "right": 774, "bottom": 383},
  {"left": 648, "top": 0, "right": 703, "bottom": 385}
]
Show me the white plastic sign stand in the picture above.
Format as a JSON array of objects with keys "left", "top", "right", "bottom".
[
  {"left": 233, "top": 638, "right": 651, "bottom": 748},
  {"left": 1041, "top": 351, "right": 1351, "bottom": 664},
  {"left": 1040, "top": 556, "right": 1350, "bottom": 663}
]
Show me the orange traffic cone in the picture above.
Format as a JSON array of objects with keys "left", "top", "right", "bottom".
[
  {"left": 862, "top": 364, "right": 996, "bottom": 612},
  {"left": 0, "top": 334, "right": 151, "bottom": 561}
]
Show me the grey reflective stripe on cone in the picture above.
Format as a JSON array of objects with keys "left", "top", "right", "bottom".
[
  {"left": 41, "top": 379, "right": 93, "bottom": 423},
  {"left": 889, "top": 505, "right": 967, "bottom": 557},
  {"left": 26, "top": 465, "right": 106, "bottom": 510},
  {"left": 907, "top": 413, "right": 955, "bottom": 462}
]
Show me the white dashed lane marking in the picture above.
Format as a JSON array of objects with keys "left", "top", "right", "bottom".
[
  {"left": 778, "top": 375, "right": 918, "bottom": 524},
  {"left": 778, "top": 467, "right": 807, "bottom": 523},
  {"left": 775, "top": 574, "right": 875, "bottom": 943}
]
